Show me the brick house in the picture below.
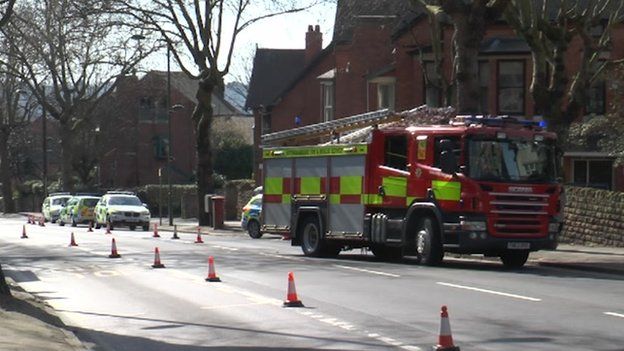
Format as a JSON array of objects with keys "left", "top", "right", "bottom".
[
  {"left": 98, "top": 71, "right": 250, "bottom": 188},
  {"left": 246, "top": 0, "right": 624, "bottom": 190}
]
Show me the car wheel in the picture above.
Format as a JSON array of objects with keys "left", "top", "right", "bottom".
[
  {"left": 415, "top": 217, "right": 443, "bottom": 266},
  {"left": 370, "top": 244, "right": 403, "bottom": 261},
  {"left": 71, "top": 216, "right": 77, "bottom": 227},
  {"left": 51, "top": 219, "right": 56, "bottom": 224},
  {"left": 247, "top": 220, "right": 262, "bottom": 239},
  {"left": 59, "top": 219, "right": 65, "bottom": 226},
  {"left": 129, "top": 225, "right": 136, "bottom": 231},
  {"left": 500, "top": 250, "right": 529, "bottom": 269}
]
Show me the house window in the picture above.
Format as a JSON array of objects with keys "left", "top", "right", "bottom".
[
  {"left": 572, "top": 159, "right": 613, "bottom": 190},
  {"left": 424, "top": 61, "right": 442, "bottom": 107},
  {"left": 587, "top": 63, "right": 606, "bottom": 115},
  {"left": 153, "top": 136, "right": 169, "bottom": 160},
  {"left": 384, "top": 135, "right": 408, "bottom": 170},
  {"left": 321, "top": 81, "right": 334, "bottom": 122},
  {"left": 479, "top": 61, "right": 490, "bottom": 114},
  {"left": 139, "top": 96, "right": 154, "bottom": 121},
  {"left": 377, "top": 82, "right": 395, "bottom": 110},
  {"left": 498, "top": 61, "right": 525, "bottom": 115},
  {"left": 261, "top": 113, "right": 271, "bottom": 135}
]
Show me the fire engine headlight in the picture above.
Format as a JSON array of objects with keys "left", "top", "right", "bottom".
[
  {"left": 461, "top": 220, "right": 486, "bottom": 231},
  {"left": 548, "top": 222, "right": 561, "bottom": 233}
]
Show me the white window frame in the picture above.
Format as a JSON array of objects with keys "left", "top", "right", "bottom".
[{"left": 320, "top": 81, "right": 334, "bottom": 122}]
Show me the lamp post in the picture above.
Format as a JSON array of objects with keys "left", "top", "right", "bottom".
[{"left": 42, "top": 86, "right": 47, "bottom": 196}]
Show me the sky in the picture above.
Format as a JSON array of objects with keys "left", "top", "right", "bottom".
[{"left": 141, "top": 2, "right": 337, "bottom": 85}]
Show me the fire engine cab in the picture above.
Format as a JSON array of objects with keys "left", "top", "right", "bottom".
[{"left": 260, "top": 107, "right": 562, "bottom": 268}]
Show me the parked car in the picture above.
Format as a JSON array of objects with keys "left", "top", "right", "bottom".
[
  {"left": 58, "top": 194, "right": 101, "bottom": 227},
  {"left": 94, "top": 191, "right": 151, "bottom": 231},
  {"left": 42, "top": 192, "right": 72, "bottom": 223},
  {"left": 241, "top": 193, "right": 262, "bottom": 238}
]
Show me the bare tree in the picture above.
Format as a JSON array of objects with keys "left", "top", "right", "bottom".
[
  {"left": 505, "top": 0, "right": 624, "bottom": 138},
  {"left": 417, "top": 0, "right": 510, "bottom": 113},
  {"left": 0, "top": 0, "right": 155, "bottom": 191},
  {"left": 0, "top": 0, "right": 16, "bottom": 28},
  {"left": 116, "top": 0, "right": 328, "bottom": 225}
]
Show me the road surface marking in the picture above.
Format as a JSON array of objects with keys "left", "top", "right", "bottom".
[
  {"left": 604, "top": 312, "right": 624, "bottom": 319},
  {"left": 437, "top": 282, "right": 541, "bottom": 302},
  {"left": 200, "top": 302, "right": 273, "bottom": 310},
  {"left": 258, "top": 252, "right": 305, "bottom": 261},
  {"left": 334, "top": 264, "right": 400, "bottom": 277},
  {"left": 210, "top": 245, "right": 238, "bottom": 251}
]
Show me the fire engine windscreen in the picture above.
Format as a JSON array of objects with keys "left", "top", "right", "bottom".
[{"left": 468, "top": 139, "right": 556, "bottom": 182}]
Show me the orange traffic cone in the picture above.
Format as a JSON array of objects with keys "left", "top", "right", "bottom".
[
  {"left": 283, "top": 272, "right": 304, "bottom": 307},
  {"left": 171, "top": 225, "right": 180, "bottom": 239},
  {"left": 434, "top": 306, "right": 460, "bottom": 351},
  {"left": 26, "top": 215, "right": 31, "bottom": 224},
  {"left": 68, "top": 232, "right": 78, "bottom": 247},
  {"left": 105, "top": 222, "right": 112, "bottom": 234},
  {"left": 153, "top": 223, "right": 160, "bottom": 238},
  {"left": 108, "top": 238, "right": 121, "bottom": 258},
  {"left": 205, "top": 256, "right": 221, "bottom": 282},
  {"left": 151, "top": 247, "right": 165, "bottom": 268},
  {"left": 21, "top": 225, "right": 28, "bottom": 239},
  {"left": 194, "top": 227, "right": 204, "bottom": 243},
  {"left": 87, "top": 221, "right": 93, "bottom": 232}
]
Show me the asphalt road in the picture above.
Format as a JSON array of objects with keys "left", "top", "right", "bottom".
[{"left": 1, "top": 217, "right": 623, "bottom": 351}]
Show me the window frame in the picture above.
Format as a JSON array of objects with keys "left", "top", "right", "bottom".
[
  {"left": 497, "top": 60, "right": 526, "bottom": 115},
  {"left": 320, "top": 80, "right": 334, "bottom": 122}
]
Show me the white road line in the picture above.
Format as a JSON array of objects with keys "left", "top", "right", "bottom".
[
  {"left": 334, "top": 264, "right": 400, "bottom": 277},
  {"left": 604, "top": 312, "right": 624, "bottom": 319},
  {"left": 437, "top": 282, "right": 541, "bottom": 302},
  {"left": 258, "top": 252, "right": 305, "bottom": 261}
]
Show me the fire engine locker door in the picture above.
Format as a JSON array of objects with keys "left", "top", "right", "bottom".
[
  {"left": 329, "top": 155, "right": 365, "bottom": 234},
  {"left": 263, "top": 158, "right": 292, "bottom": 228}
]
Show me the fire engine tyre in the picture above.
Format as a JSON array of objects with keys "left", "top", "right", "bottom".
[
  {"left": 129, "top": 225, "right": 136, "bottom": 231},
  {"left": 500, "top": 250, "right": 530, "bottom": 269},
  {"left": 247, "top": 220, "right": 262, "bottom": 239},
  {"left": 299, "top": 216, "right": 339, "bottom": 258},
  {"left": 415, "top": 217, "right": 443, "bottom": 266}
]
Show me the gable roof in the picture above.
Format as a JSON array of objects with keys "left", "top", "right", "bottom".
[
  {"left": 333, "top": 0, "right": 415, "bottom": 43},
  {"left": 245, "top": 48, "right": 306, "bottom": 110},
  {"left": 146, "top": 71, "right": 243, "bottom": 115}
]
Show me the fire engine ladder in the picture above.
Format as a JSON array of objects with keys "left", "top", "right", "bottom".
[{"left": 261, "top": 109, "right": 401, "bottom": 145}]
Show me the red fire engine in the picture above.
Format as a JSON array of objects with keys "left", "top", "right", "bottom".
[{"left": 260, "top": 107, "right": 562, "bottom": 268}]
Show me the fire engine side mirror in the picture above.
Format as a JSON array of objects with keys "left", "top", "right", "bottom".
[{"left": 440, "top": 150, "right": 457, "bottom": 175}]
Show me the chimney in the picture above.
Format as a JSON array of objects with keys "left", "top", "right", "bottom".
[{"left": 305, "top": 24, "right": 322, "bottom": 64}]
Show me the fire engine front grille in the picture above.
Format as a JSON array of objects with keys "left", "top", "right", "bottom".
[{"left": 489, "top": 192, "right": 548, "bottom": 236}]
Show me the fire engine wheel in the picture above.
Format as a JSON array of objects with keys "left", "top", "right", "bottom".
[
  {"left": 247, "top": 220, "right": 262, "bottom": 239},
  {"left": 129, "top": 225, "right": 136, "bottom": 231},
  {"left": 300, "top": 216, "right": 339, "bottom": 258},
  {"left": 370, "top": 245, "right": 403, "bottom": 261},
  {"left": 415, "top": 217, "right": 443, "bottom": 266},
  {"left": 500, "top": 250, "right": 529, "bottom": 269}
]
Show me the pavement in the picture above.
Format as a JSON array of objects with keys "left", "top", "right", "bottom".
[{"left": 3, "top": 212, "right": 624, "bottom": 350}]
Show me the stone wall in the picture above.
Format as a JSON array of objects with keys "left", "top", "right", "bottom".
[
  {"left": 224, "top": 180, "right": 256, "bottom": 221},
  {"left": 562, "top": 186, "right": 624, "bottom": 247}
]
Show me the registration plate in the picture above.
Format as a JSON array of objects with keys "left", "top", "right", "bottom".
[{"left": 507, "top": 242, "right": 530, "bottom": 250}]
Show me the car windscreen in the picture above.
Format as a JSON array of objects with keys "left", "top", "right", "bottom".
[
  {"left": 108, "top": 196, "right": 142, "bottom": 206},
  {"left": 83, "top": 199, "right": 99, "bottom": 207},
  {"left": 52, "top": 198, "right": 70, "bottom": 206}
]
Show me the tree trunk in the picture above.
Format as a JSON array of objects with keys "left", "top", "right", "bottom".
[
  {"left": 451, "top": 10, "right": 486, "bottom": 114},
  {"left": 194, "top": 75, "right": 218, "bottom": 226},
  {"left": 0, "top": 131, "right": 15, "bottom": 213},
  {"left": 59, "top": 125, "right": 74, "bottom": 192}
]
